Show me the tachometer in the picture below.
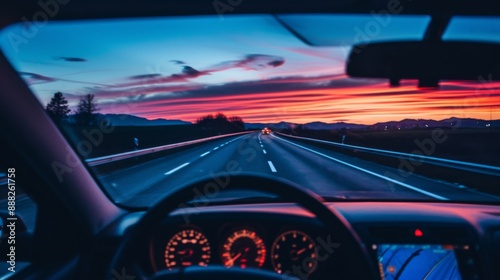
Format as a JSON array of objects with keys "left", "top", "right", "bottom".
[
  {"left": 221, "top": 229, "right": 266, "bottom": 269},
  {"left": 271, "top": 230, "right": 318, "bottom": 275},
  {"left": 164, "top": 229, "right": 211, "bottom": 269}
]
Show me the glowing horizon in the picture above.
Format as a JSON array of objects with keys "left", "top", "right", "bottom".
[{"left": 95, "top": 85, "right": 500, "bottom": 125}]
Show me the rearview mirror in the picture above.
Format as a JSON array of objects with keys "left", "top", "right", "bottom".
[{"left": 346, "top": 41, "right": 500, "bottom": 87}]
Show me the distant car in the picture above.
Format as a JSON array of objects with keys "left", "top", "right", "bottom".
[{"left": 261, "top": 127, "right": 271, "bottom": 135}]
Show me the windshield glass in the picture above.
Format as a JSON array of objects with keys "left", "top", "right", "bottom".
[{"left": 1, "top": 14, "right": 499, "bottom": 207}]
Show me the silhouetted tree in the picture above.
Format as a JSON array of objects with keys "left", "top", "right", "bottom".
[
  {"left": 228, "top": 116, "right": 245, "bottom": 130},
  {"left": 75, "top": 94, "right": 99, "bottom": 126},
  {"left": 196, "top": 114, "right": 215, "bottom": 129},
  {"left": 196, "top": 113, "right": 245, "bottom": 132},
  {"left": 45, "top": 92, "right": 71, "bottom": 122},
  {"left": 214, "top": 113, "right": 228, "bottom": 129}
]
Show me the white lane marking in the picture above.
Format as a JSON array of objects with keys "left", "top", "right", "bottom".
[
  {"left": 203, "top": 134, "right": 248, "bottom": 156},
  {"left": 200, "top": 151, "right": 210, "bottom": 157},
  {"left": 268, "top": 161, "right": 277, "bottom": 172},
  {"left": 272, "top": 135, "right": 448, "bottom": 200},
  {"left": 263, "top": 150, "right": 267, "bottom": 154},
  {"left": 165, "top": 162, "right": 190, "bottom": 175},
  {"left": 282, "top": 133, "right": 500, "bottom": 173}
]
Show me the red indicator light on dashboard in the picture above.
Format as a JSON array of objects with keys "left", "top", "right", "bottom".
[{"left": 414, "top": 229, "right": 424, "bottom": 237}]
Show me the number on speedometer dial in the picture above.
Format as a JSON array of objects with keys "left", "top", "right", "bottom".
[
  {"left": 271, "top": 230, "right": 318, "bottom": 275},
  {"left": 164, "top": 229, "right": 211, "bottom": 269},
  {"left": 221, "top": 229, "right": 266, "bottom": 269}
]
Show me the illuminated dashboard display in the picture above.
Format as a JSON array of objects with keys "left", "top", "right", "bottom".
[{"left": 373, "top": 244, "right": 463, "bottom": 280}]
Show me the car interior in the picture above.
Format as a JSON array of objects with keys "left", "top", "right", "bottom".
[{"left": 0, "top": 0, "right": 500, "bottom": 279}]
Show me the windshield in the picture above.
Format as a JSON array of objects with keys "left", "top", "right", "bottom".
[{"left": 1, "top": 14, "right": 499, "bottom": 207}]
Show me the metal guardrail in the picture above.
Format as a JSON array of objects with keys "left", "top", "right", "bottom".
[
  {"left": 276, "top": 132, "right": 500, "bottom": 177},
  {"left": 86, "top": 131, "right": 252, "bottom": 167}
]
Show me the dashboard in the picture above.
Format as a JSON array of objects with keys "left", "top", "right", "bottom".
[
  {"left": 149, "top": 211, "right": 333, "bottom": 279},
  {"left": 136, "top": 202, "right": 500, "bottom": 279}
]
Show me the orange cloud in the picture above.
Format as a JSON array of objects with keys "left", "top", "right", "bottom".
[{"left": 99, "top": 80, "right": 500, "bottom": 124}]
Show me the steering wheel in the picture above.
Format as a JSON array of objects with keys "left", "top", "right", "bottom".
[{"left": 107, "top": 173, "right": 379, "bottom": 279}]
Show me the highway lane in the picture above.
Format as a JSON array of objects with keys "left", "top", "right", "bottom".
[
  {"left": 2, "top": 131, "right": 497, "bottom": 229},
  {"left": 267, "top": 134, "right": 497, "bottom": 201},
  {"left": 99, "top": 134, "right": 251, "bottom": 203},
  {"left": 98, "top": 132, "right": 498, "bottom": 206}
]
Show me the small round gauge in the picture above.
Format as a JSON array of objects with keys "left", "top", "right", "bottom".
[
  {"left": 221, "top": 229, "right": 266, "bottom": 269},
  {"left": 164, "top": 229, "right": 211, "bottom": 269},
  {"left": 271, "top": 230, "right": 318, "bottom": 275}
]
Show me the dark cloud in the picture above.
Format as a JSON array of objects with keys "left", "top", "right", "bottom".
[
  {"left": 93, "top": 73, "right": 354, "bottom": 105},
  {"left": 210, "top": 54, "right": 285, "bottom": 71},
  {"left": 102, "top": 54, "right": 285, "bottom": 90},
  {"left": 129, "top": 73, "right": 162, "bottom": 80},
  {"left": 39, "top": 51, "right": 500, "bottom": 121},
  {"left": 170, "top": 60, "right": 186, "bottom": 65},
  {"left": 55, "top": 57, "right": 87, "bottom": 62},
  {"left": 19, "top": 72, "right": 57, "bottom": 84},
  {"left": 181, "top": 66, "right": 206, "bottom": 77},
  {"left": 164, "top": 74, "right": 375, "bottom": 98},
  {"left": 19, "top": 71, "right": 109, "bottom": 86},
  {"left": 245, "top": 54, "right": 285, "bottom": 68},
  {"left": 268, "top": 60, "right": 285, "bottom": 67},
  {"left": 90, "top": 84, "right": 201, "bottom": 99}
]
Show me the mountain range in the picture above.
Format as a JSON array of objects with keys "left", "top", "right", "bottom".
[
  {"left": 370, "top": 117, "right": 499, "bottom": 130},
  {"left": 97, "top": 114, "right": 191, "bottom": 126},
  {"left": 91, "top": 114, "right": 499, "bottom": 129},
  {"left": 244, "top": 121, "right": 366, "bottom": 130},
  {"left": 245, "top": 117, "right": 499, "bottom": 130}
]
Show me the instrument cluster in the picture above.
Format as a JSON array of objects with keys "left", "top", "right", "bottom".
[{"left": 153, "top": 224, "right": 323, "bottom": 277}]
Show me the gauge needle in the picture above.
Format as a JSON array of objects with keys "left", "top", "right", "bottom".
[
  {"left": 296, "top": 248, "right": 306, "bottom": 255},
  {"left": 291, "top": 248, "right": 307, "bottom": 261},
  {"left": 227, "top": 252, "right": 242, "bottom": 266},
  {"left": 227, "top": 247, "right": 250, "bottom": 266}
]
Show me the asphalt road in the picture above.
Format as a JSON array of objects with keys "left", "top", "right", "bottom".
[
  {"left": 0, "top": 131, "right": 497, "bottom": 276},
  {"left": 0, "top": 131, "right": 498, "bottom": 241},
  {"left": 98, "top": 132, "right": 498, "bottom": 206}
]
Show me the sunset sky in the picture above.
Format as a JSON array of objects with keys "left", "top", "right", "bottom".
[{"left": 1, "top": 14, "right": 499, "bottom": 125}]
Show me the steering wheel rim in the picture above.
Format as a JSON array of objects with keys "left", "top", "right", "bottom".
[{"left": 107, "top": 173, "right": 379, "bottom": 280}]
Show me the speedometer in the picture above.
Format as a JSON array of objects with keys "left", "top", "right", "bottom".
[
  {"left": 164, "top": 229, "right": 211, "bottom": 269},
  {"left": 271, "top": 230, "right": 318, "bottom": 275},
  {"left": 221, "top": 229, "right": 266, "bottom": 269}
]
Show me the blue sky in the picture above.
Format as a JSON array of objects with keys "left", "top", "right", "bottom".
[{"left": 1, "top": 14, "right": 499, "bottom": 124}]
